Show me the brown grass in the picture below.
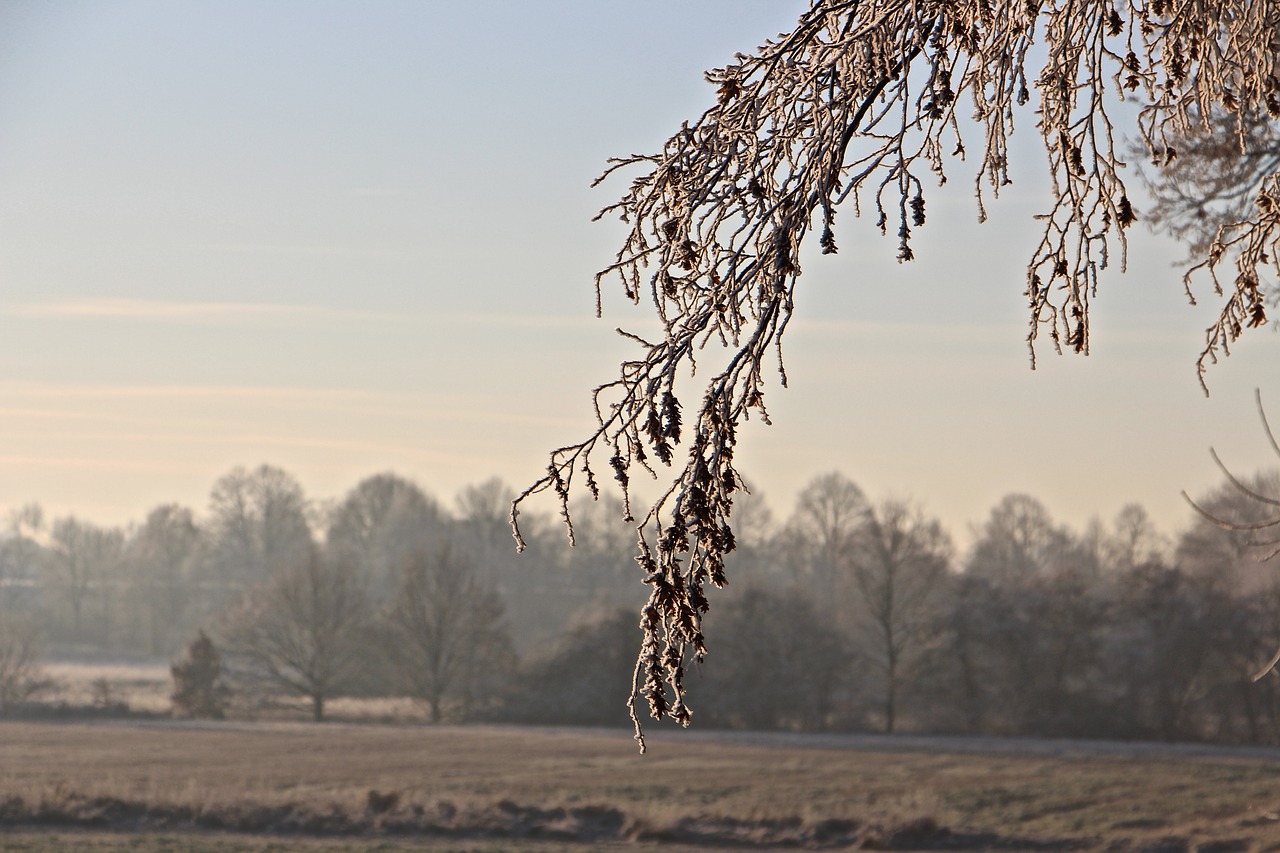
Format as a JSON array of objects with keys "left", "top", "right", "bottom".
[
  {"left": 1, "top": 720, "right": 1280, "bottom": 851},
  {"left": 37, "top": 663, "right": 435, "bottom": 723},
  {"left": 40, "top": 663, "right": 172, "bottom": 713}
]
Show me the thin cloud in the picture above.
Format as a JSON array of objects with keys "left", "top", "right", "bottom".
[
  {"left": 0, "top": 381, "right": 387, "bottom": 400},
  {"left": 4, "top": 299, "right": 623, "bottom": 330},
  {"left": 5, "top": 298, "right": 403, "bottom": 322},
  {"left": 193, "top": 242, "right": 411, "bottom": 259},
  {"left": 0, "top": 382, "right": 582, "bottom": 428},
  {"left": 440, "top": 312, "right": 621, "bottom": 331},
  {"left": 1, "top": 429, "right": 451, "bottom": 459},
  {"left": 0, "top": 454, "right": 199, "bottom": 473}
]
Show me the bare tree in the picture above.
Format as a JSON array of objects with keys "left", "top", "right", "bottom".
[
  {"left": 966, "top": 494, "right": 1072, "bottom": 583},
  {"left": 0, "top": 504, "right": 45, "bottom": 611},
  {"left": 512, "top": 1, "right": 1280, "bottom": 747},
  {"left": 784, "top": 472, "right": 869, "bottom": 594},
  {"left": 387, "top": 545, "right": 514, "bottom": 723},
  {"left": 700, "top": 586, "right": 851, "bottom": 732},
  {"left": 1102, "top": 503, "right": 1169, "bottom": 572},
  {"left": 205, "top": 465, "right": 313, "bottom": 591},
  {"left": 0, "top": 615, "right": 47, "bottom": 713},
  {"left": 46, "top": 517, "right": 124, "bottom": 642},
  {"left": 846, "top": 499, "right": 952, "bottom": 733},
  {"left": 223, "top": 548, "right": 369, "bottom": 721},
  {"left": 455, "top": 478, "right": 519, "bottom": 586},
  {"left": 1185, "top": 391, "right": 1280, "bottom": 565},
  {"left": 501, "top": 606, "right": 640, "bottom": 727},
  {"left": 1109, "top": 560, "right": 1239, "bottom": 741},
  {"left": 1140, "top": 107, "right": 1280, "bottom": 262},
  {"left": 327, "top": 472, "right": 443, "bottom": 595},
  {"left": 562, "top": 494, "right": 646, "bottom": 609},
  {"left": 944, "top": 556, "right": 1114, "bottom": 737},
  {"left": 128, "top": 504, "right": 202, "bottom": 655}
]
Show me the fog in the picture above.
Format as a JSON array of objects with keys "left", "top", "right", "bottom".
[{"left": 2, "top": 462, "right": 1280, "bottom": 744}]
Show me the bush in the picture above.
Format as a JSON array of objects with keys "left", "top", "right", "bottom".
[
  {"left": 171, "top": 630, "right": 230, "bottom": 719},
  {"left": 499, "top": 607, "right": 639, "bottom": 726}
]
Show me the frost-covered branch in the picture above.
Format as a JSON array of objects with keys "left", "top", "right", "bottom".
[{"left": 514, "top": 0, "right": 1280, "bottom": 751}]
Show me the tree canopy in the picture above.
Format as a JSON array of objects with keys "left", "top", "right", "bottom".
[{"left": 512, "top": 0, "right": 1280, "bottom": 750}]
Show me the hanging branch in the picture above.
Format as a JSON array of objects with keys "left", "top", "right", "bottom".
[{"left": 513, "top": 0, "right": 1280, "bottom": 752}]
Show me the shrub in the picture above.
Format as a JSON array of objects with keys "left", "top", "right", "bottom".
[{"left": 171, "top": 630, "right": 230, "bottom": 719}]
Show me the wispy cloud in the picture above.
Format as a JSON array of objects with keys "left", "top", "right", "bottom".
[
  {"left": 3, "top": 299, "right": 630, "bottom": 332},
  {"left": 0, "top": 382, "right": 582, "bottom": 428},
  {"left": 193, "top": 241, "right": 412, "bottom": 259},
  {"left": 5, "top": 298, "right": 396, "bottom": 322},
  {"left": 439, "top": 312, "right": 627, "bottom": 331},
  {"left": 0, "top": 454, "right": 201, "bottom": 473},
  {"left": 0, "top": 430, "right": 454, "bottom": 459},
  {"left": 0, "top": 381, "right": 379, "bottom": 399}
]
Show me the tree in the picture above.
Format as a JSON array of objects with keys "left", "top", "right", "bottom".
[
  {"left": 204, "top": 465, "right": 313, "bottom": 592},
  {"left": 698, "top": 586, "right": 850, "bottom": 732},
  {"left": 783, "top": 472, "right": 869, "bottom": 594},
  {"left": 46, "top": 517, "right": 124, "bottom": 642},
  {"left": 846, "top": 499, "right": 952, "bottom": 733},
  {"left": 0, "top": 615, "right": 47, "bottom": 713},
  {"left": 501, "top": 606, "right": 639, "bottom": 727},
  {"left": 560, "top": 494, "right": 647, "bottom": 611},
  {"left": 387, "top": 545, "right": 514, "bottom": 723},
  {"left": 327, "top": 473, "right": 443, "bottom": 595},
  {"left": 943, "top": 561, "right": 1114, "bottom": 737},
  {"left": 455, "top": 478, "right": 519, "bottom": 588},
  {"left": 1183, "top": 392, "right": 1280, "bottom": 570},
  {"left": 1103, "top": 504, "right": 1169, "bottom": 573},
  {"left": 1179, "top": 400, "right": 1280, "bottom": 679},
  {"left": 128, "top": 504, "right": 202, "bottom": 655},
  {"left": 171, "top": 630, "right": 231, "bottom": 720},
  {"left": 1140, "top": 107, "right": 1280, "bottom": 261},
  {"left": 511, "top": 1, "right": 1280, "bottom": 747},
  {"left": 1107, "top": 560, "right": 1239, "bottom": 741},
  {"left": 0, "top": 504, "right": 45, "bottom": 611},
  {"left": 455, "top": 478, "right": 559, "bottom": 647},
  {"left": 966, "top": 494, "right": 1073, "bottom": 582},
  {"left": 222, "top": 547, "right": 368, "bottom": 721}
]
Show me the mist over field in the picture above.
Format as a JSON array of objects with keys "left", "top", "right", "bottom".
[{"left": 2, "top": 463, "right": 1280, "bottom": 746}]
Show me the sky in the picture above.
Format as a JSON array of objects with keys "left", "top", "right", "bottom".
[{"left": 2, "top": 0, "right": 1279, "bottom": 547}]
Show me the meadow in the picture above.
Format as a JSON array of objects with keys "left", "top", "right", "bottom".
[
  {"left": 2, "top": 720, "right": 1280, "bottom": 851},
  {"left": 35, "top": 661, "right": 436, "bottom": 723}
]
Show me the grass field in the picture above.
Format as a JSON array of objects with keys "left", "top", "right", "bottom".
[
  {"left": 36, "top": 661, "right": 434, "bottom": 723},
  {"left": 2, "top": 720, "right": 1280, "bottom": 851}
]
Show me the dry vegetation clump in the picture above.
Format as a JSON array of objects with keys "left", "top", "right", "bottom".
[
  {"left": 0, "top": 784, "right": 957, "bottom": 848},
  {"left": 8, "top": 786, "right": 1253, "bottom": 851}
]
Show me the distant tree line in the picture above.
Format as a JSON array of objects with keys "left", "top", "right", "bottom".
[{"left": 3, "top": 465, "right": 1280, "bottom": 743}]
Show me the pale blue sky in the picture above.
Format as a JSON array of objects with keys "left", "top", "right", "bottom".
[{"left": 2, "top": 1, "right": 1278, "bottom": 542}]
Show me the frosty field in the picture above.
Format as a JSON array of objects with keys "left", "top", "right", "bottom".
[{"left": 2, "top": 719, "right": 1280, "bottom": 851}]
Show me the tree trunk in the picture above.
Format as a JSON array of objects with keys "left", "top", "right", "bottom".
[
  {"left": 884, "top": 659, "right": 897, "bottom": 734},
  {"left": 312, "top": 693, "right": 325, "bottom": 722}
]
